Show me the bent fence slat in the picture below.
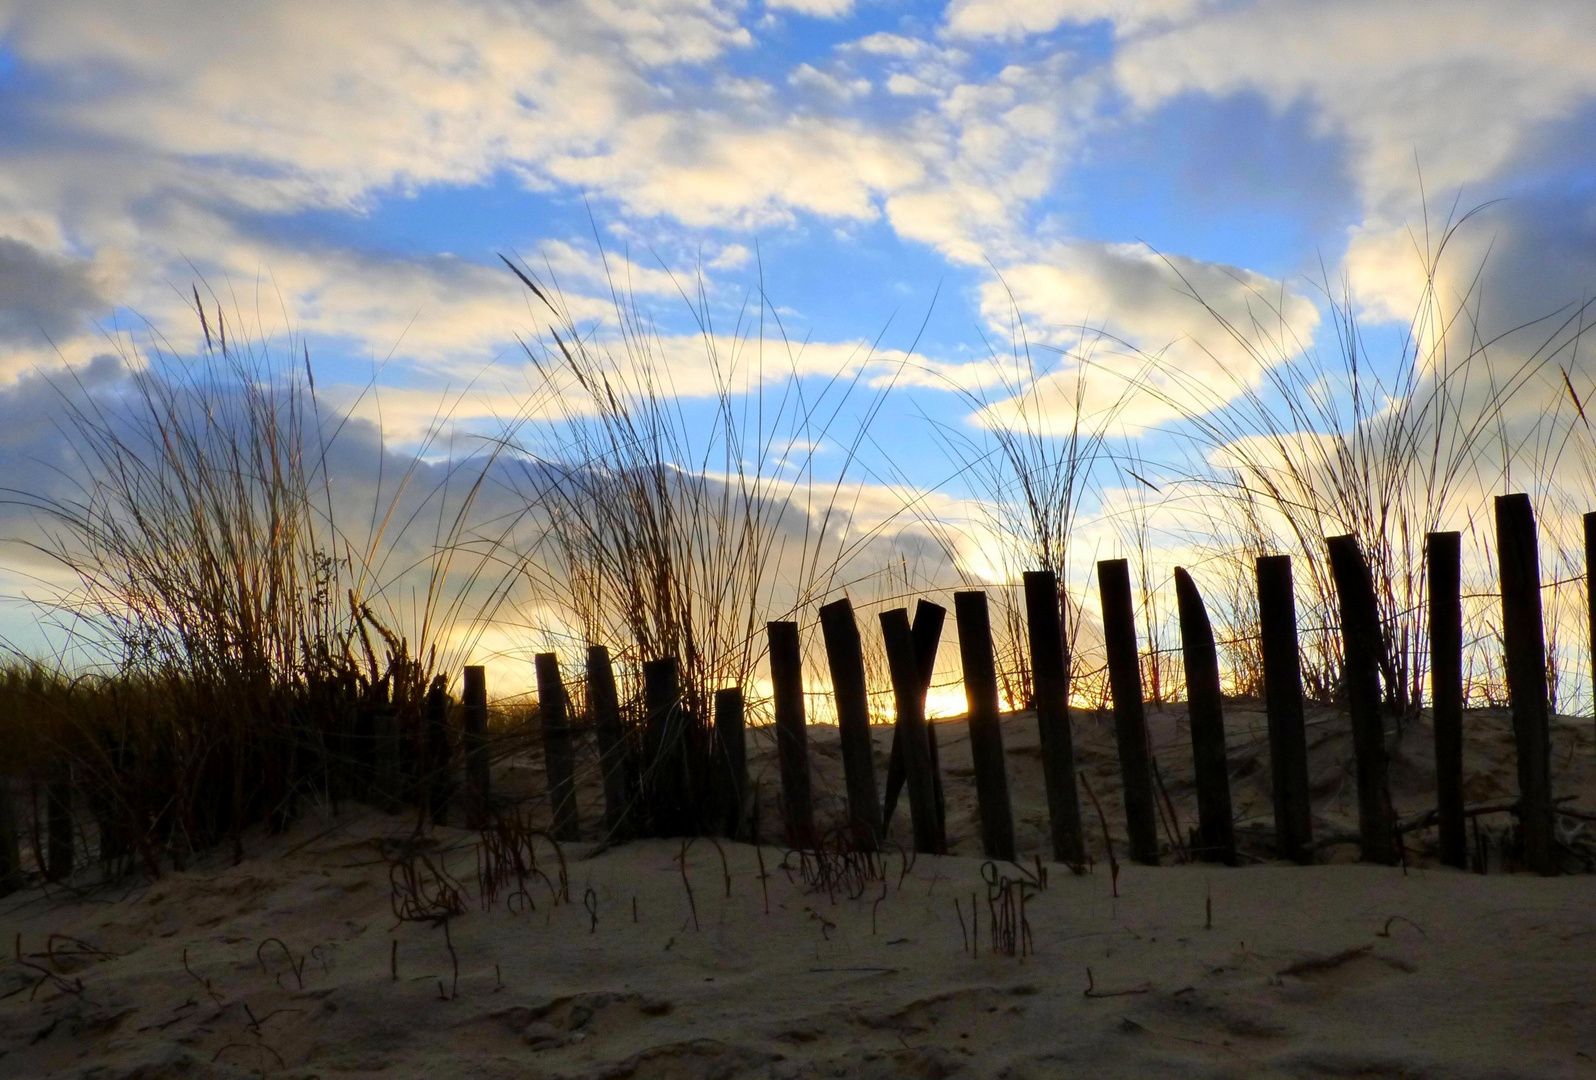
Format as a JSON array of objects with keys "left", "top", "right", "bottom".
[
  {"left": 1495, "top": 494, "right": 1557, "bottom": 875},
  {"left": 955, "top": 590, "right": 1016, "bottom": 862},
  {"left": 1173, "top": 568, "right": 1236, "bottom": 865},
  {"left": 1326, "top": 534, "right": 1397, "bottom": 865},
  {"left": 819, "top": 597, "right": 883, "bottom": 850},
  {"left": 1097, "top": 558, "right": 1159, "bottom": 865},
  {"left": 587, "top": 645, "right": 630, "bottom": 838},
  {"left": 535, "top": 653, "right": 579, "bottom": 842},
  {"left": 1256, "top": 555, "right": 1312, "bottom": 861},
  {"left": 768, "top": 621, "right": 816, "bottom": 849},
  {"left": 1427, "top": 531, "right": 1466, "bottom": 870},
  {"left": 880, "top": 607, "right": 941, "bottom": 855},
  {"left": 1022, "top": 570, "right": 1085, "bottom": 866},
  {"left": 882, "top": 600, "right": 947, "bottom": 837}
]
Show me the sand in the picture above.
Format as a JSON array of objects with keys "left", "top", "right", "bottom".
[{"left": 4, "top": 703, "right": 1595, "bottom": 1078}]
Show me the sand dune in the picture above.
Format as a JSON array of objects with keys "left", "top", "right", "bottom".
[{"left": 4, "top": 704, "right": 1594, "bottom": 1077}]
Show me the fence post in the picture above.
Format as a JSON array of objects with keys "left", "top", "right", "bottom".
[
  {"left": 1097, "top": 558, "right": 1160, "bottom": 865},
  {"left": 880, "top": 608, "right": 942, "bottom": 855},
  {"left": 1326, "top": 534, "right": 1397, "bottom": 865},
  {"left": 0, "top": 775, "right": 20, "bottom": 897},
  {"left": 767, "top": 621, "right": 816, "bottom": 849},
  {"left": 1428, "top": 531, "right": 1466, "bottom": 870},
  {"left": 1023, "top": 570, "right": 1085, "bottom": 866},
  {"left": 882, "top": 601, "right": 947, "bottom": 837},
  {"left": 422, "top": 676, "right": 453, "bottom": 827},
  {"left": 1256, "top": 555, "right": 1312, "bottom": 861},
  {"left": 1173, "top": 568, "right": 1237, "bottom": 864},
  {"left": 1495, "top": 494, "right": 1557, "bottom": 875},
  {"left": 45, "top": 757, "right": 73, "bottom": 882},
  {"left": 714, "top": 687, "right": 748, "bottom": 840},
  {"left": 642, "top": 657, "right": 689, "bottom": 837},
  {"left": 534, "top": 653, "right": 579, "bottom": 842},
  {"left": 462, "top": 665, "right": 490, "bottom": 830},
  {"left": 1586, "top": 511, "right": 1596, "bottom": 760},
  {"left": 587, "top": 646, "right": 629, "bottom": 838},
  {"left": 954, "top": 591, "right": 1017, "bottom": 861},
  {"left": 819, "top": 598, "right": 883, "bottom": 850}
]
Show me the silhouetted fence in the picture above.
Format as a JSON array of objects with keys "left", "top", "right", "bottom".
[{"left": 3, "top": 490, "right": 1587, "bottom": 896}]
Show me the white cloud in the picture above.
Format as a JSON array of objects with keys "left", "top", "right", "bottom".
[
  {"left": 944, "top": 0, "right": 1205, "bottom": 40},
  {"left": 766, "top": 0, "right": 855, "bottom": 18}
]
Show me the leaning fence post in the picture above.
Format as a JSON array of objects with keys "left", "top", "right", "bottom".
[
  {"left": 1256, "top": 555, "right": 1312, "bottom": 861},
  {"left": 768, "top": 621, "right": 816, "bottom": 849},
  {"left": 714, "top": 687, "right": 748, "bottom": 839},
  {"left": 1023, "top": 570, "right": 1085, "bottom": 866},
  {"left": 954, "top": 591, "right": 1017, "bottom": 861},
  {"left": 587, "top": 646, "right": 629, "bottom": 838},
  {"left": 1174, "top": 568, "right": 1237, "bottom": 864},
  {"left": 535, "top": 653, "right": 579, "bottom": 842},
  {"left": 1326, "top": 534, "right": 1397, "bottom": 865},
  {"left": 1428, "top": 531, "right": 1466, "bottom": 870},
  {"left": 1495, "top": 494, "right": 1557, "bottom": 875},
  {"left": 882, "top": 601, "right": 947, "bottom": 837},
  {"left": 44, "top": 756, "right": 73, "bottom": 882},
  {"left": 819, "top": 598, "right": 884, "bottom": 850},
  {"left": 880, "top": 608, "right": 941, "bottom": 855},
  {"left": 0, "top": 775, "right": 21, "bottom": 897},
  {"left": 462, "top": 665, "right": 490, "bottom": 830},
  {"left": 1097, "top": 558, "right": 1159, "bottom": 865}
]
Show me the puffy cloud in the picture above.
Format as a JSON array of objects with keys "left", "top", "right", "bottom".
[
  {"left": 1111, "top": 1, "right": 1596, "bottom": 215},
  {"left": 0, "top": 238, "right": 116, "bottom": 348},
  {"left": 766, "top": 0, "right": 855, "bottom": 18},
  {"left": 945, "top": 0, "right": 1205, "bottom": 39}
]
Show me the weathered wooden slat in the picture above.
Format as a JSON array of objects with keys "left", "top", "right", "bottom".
[
  {"left": 1097, "top": 558, "right": 1159, "bottom": 865},
  {"left": 535, "top": 653, "right": 579, "bottom": 842},
  {"left": 819, "top": 598, "right": 883, "bottom": 850},
  {"left": 1173, "top": 568, "right": 1236, "bottom": 865},
  {"left": 586, "top": 645, "right": 629, "bottom": 838},
  {"left": 880, "top": 607, "right": 941, "bottom": 855},
  {"left": 1022, "top": 570, "right": 1085, "bottom": 866},
  {"left": 1256, "top": 555, "right": 1312, "bottom": 861},
  {"left": 954, "top": 590, "right": 1016, "bottom": 861},
  {"left": 642, "top": 657, "right": 689, "bottom": 837},
  {"left": 1427, "top": 531, "right": 1466, "bottom": 870},
  {"left": 1325, "top": 534, "right": 1397, "bottom": 865},
  {"left": 424, "top": 675, "right": 454, "bottom": 827},
  {"left": 768, "top": 621, "right": 816, "bottom": 849},
  {"left": 462, "top": 665, "right": 490, "bottom": 829},
  {"left": 881, "top": 601, "right": 946, "bottom": 836},
  {"left": 1494, "top": 494, "right": 1557, "bottom": 875},
  {"left": 713, "top": 687, "right": 747, "bottom": 840}
]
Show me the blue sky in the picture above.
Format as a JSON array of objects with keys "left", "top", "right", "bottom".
[{"left": 2, "top": 0, "right": 1596, "bottom": 679}]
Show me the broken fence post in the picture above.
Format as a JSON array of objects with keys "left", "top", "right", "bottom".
[
  {"left": 1173, "top": 568, "right": 1236, "bottom": 865},
  {"left": 880, "top": 607, "right": 942, "bottom": 855},
  {"left": 767, "top": 621, "right": 816, "bottom": 849}
]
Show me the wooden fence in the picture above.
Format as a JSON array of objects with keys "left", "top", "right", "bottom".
[{"left": 0, "top": 492, "right": 1578, "bottom": 895}]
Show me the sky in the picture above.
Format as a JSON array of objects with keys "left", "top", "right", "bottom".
[{"left": 2, "top": 1, "right": 1596, "bottom": 695}]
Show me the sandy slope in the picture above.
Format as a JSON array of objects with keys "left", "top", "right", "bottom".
[{"left": 4, "top": 704, "right": 1595, "bottom": 1078}]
